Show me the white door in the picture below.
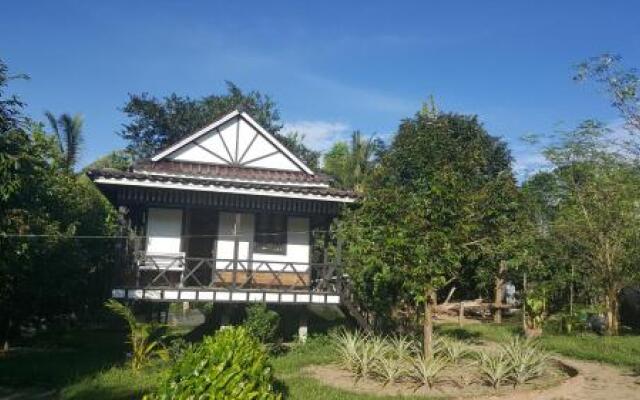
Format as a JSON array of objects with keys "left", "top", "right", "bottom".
[{"left": 146, "top": 208, "right": 183, "bottom": 254}]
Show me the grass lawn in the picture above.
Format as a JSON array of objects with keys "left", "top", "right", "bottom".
[
  {"left": 3, "top": 322, "right": 638, "bottom": 399},
  {"left": 437, "top": 321, "right": 640, "bottom": 369},
  {"left": 0, "top": 329, "right": 438, "bottom": 400}
]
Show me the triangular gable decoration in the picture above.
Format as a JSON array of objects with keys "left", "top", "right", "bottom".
[{"left": 151, "top": 110, "right": 313, "bottom": 174}]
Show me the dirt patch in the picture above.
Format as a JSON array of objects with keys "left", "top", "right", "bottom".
[{"left": 305, "top": 357, "right": 640, "bottom": 400}]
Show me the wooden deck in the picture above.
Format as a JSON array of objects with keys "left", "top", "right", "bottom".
[{"left": 115, "top": 252, "right": 342, "bottom": 304}]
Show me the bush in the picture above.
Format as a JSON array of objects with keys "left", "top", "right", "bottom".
[
  {"left": 477, "top": 350, "right": 512, "bottom": 389},
  {"left": 147, "top": 327, "right": 281, "bottom": 400},
  {"left": 407, "top": 354, "right": 448, "bottom": 388},
  {"left": 501, "top": 337, "right": 549, "bottom": 386},
  {"left": 434, "top": 336, "right": 470, "bottom": 363},
  {"left": 243, "top": 303, "right": 280, "bottom": 344},
  {"left": 105, "top": 299, "right": 168, "bottom": 370}
]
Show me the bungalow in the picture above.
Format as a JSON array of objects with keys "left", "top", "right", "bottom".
[{"left": 88, "top": 110, "right": 358, "bottom": 334}]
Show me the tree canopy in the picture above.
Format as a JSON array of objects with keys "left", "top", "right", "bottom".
[
  {"left": 119, "top": 81, "right": 320, "bottom": 168},
  {"left": 337, "top": 109, "right": 518, "bottom": 346},
  {"left": 0, "top": 59, "right": 115, "bottom": 347}
]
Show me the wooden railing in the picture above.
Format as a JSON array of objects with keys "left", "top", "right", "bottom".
[{"left": 129, "top": 251, "right": 340, "bottom": 294}]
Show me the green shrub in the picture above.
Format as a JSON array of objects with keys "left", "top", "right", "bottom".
[
  {"left": 371, "top": 336, "right": 412, "bottom": 385},
  {"left": 501, "top": 337, "right": 549, "bottom": 386},
  {"left": 105, "top": 299, "right": 168, "bottom": 370},
  {"left": 243, "top": 303, "right": 280, "bottom": 344},
  {"left": 434, "top": 336, "right": 470, "bottom": 363},
  {"left": 477, "top": 350, "right": 513, "bottom": 389},
  {"left": 407, "top": 354, "right": 448, "bottom": 388},
  {"left": 331, "top": 329, "right": 367, "bottom": 374},
  {"left": 147, "top": 327, "right": 281, "bottom": 400}
]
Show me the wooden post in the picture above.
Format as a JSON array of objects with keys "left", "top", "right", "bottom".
[
  {"left": 231, "top": 213, "right": 241, "bottom": 290},
  {"left": 494, "top": 260, "right": 506, "bottom": 324},
  {"left": 522, "top": 273, "right": 527, "bottom": 332},
  {"left": 458, "top": 302, "right": 464, "bottom": 326}
]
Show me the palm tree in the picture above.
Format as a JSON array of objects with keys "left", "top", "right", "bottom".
[
  {"left": 45, "top": 111, "right": 84, "bottom": 172},
  {"left": 323, "top": 130, "right": 380, "bottom": 191}
]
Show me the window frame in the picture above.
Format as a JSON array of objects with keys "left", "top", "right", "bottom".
[{"left": 253, "top": 213, "right": 288, "bottom": 255}]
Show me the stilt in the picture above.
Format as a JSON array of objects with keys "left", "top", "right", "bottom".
[
  {"left": 298, "top": 313, "right": 308, "bottom": 343},
  {"left": 220, "top": 312, "right": 231, "bottom": 330}
]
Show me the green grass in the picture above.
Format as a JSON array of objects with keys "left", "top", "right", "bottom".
[
  {"left": 4, "top": 323, "right": 638, "bottom": 399},
  {"left": 0, "top": 329, "right": 129, "bottom": 388},
  {"left": 60, "top": 365, "right": 162, "bottom": 400},
  {"left": 437, "top": 322, "right": 640, "bottom": 368}
]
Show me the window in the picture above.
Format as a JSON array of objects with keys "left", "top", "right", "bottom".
[{"left": 254, "top": 214, "right": 287, "bottom": 255}]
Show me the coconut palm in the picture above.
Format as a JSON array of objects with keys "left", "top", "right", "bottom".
[
  {"left": 324, "top": 130, "right": 380, "bottom": 191},
  {"left": 45, "top": 111, "right": 84, "bottom": 172}
]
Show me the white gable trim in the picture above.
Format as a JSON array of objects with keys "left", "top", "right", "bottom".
[
  {"left": 150, "top": 110, "right": 314, "bottom": 175},
  {"left": 151, "top": 110, "right": 240, "bottom": 161},
  {"left": 239, "top": 112, "right": 313, "bottom": 175}
]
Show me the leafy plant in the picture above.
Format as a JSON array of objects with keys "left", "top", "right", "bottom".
[
  {"left": 354, "top": 335, "right": 387, "bottom": 380},
  {"left": 407, "top": 354, "right": 448, "bottom": 388},
  {"left": 243, "top": 303, "right": 280, "bottom": 344},
  {"left": 501, "top": 337, "right": 549, "bottom": 386},
  {"left": 477, "top": 350, "right": 513, "bottom": 389},
  {"left": 105, "top": 299, "right": 168, "bottom": 370},
  {"left": 525, "top": 293, "right": 547, "bottom": 332},
  {"left": 434, "top": 336, "right": 469, "bottom": 363},
  {"left": 331, "top": 329, "right": 366, "bottom": 374},
  {"left": 147, "top": 327, "right": 281, "bottom": 400},
  {"left": 371, "top": 336, "right": 413, "bottom": 385}
]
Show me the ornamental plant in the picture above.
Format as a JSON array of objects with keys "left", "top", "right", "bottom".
[{"left": 147, "top": 327, "right": 281, "bottom": 400}]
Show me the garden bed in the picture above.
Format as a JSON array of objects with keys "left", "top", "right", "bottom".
[{"left": 305, "top": 358, "right": 575, "bottom": 398}]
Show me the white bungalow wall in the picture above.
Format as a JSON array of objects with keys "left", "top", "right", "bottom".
[
  {"left": 215, "top": 212, "right": 310, "bottom": 272},
  {"left": 168, "top": 117, "right": 302, "bottom": 172},
  {"left": 146, "top": 208, "right": 183, "bottom": 253}
]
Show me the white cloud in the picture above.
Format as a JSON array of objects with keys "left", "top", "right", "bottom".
[{"left": 281, "top": 120, "right": 351, "bottom": 151}]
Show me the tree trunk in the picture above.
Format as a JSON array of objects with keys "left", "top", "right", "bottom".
[
  {"left": 605, "top": 290, "right": 619, "bottom": 335},
  {"left": 493, "top": 261, "right": 506, "bottom": 324},
  {"left": 423, "top": 288, "right": 435, "bottom": 358}
]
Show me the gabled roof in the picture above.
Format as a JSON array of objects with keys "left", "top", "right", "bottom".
[
  {"left": 150, "top": 110, "right": 314, "bottom": 175},
  {"left": 89, "top": 110, "right": 356, "bottom": 203}
]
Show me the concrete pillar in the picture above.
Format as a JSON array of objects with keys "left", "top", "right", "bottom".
[
  {"left": 298, "top": 313, "right": 308, "bottom": 343},
  {"left": 220, "top": 312, "right": 231, "bottom": 330}
]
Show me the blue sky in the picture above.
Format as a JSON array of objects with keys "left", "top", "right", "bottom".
[{"left": 2, "top": 1, "right": 639, "bottom": 176}]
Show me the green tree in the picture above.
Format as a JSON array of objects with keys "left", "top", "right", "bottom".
[
  {"left": 45, "top": 111, "right": 84, "bottom": 172},
  {"left": 338, "top": 109, "right": 516, "bottom": 354},
  {"left": 575, "top": 54, "right": 640, "bottom": 134},
  {"left": 0, "top": 59, "right": 27, "bottom": 132},
  {"left": 0, "top": 60, "right": 115, "bottom": 348},
  {"left": 83, "top": 149, "right": 134, "bottom": 172},
  {"left": 119, "top": 82, "right": 320, "bottom": 168},
  {"left": 323, "top": 131, "right": 381, "bottom": 191},
  {"left": 541, "top": 120, "right": 640, "bottom": 334}
]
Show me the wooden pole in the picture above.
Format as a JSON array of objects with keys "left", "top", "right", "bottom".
[
  {"left": 522, "top": 273, "right": 527, "bottom": 332},
  {"left": 458, "top": 301, "right": 464, "bottom": 326},
  {"left": 231, "top": 213, "right": 241, "bottom": 290},
  {"left": 494, "top": 260, "right": 506, "bottom": 324}
]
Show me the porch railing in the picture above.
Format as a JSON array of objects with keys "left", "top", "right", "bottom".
[{"left": 127, "top": 251, "right": 341, "bottom": 294}]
